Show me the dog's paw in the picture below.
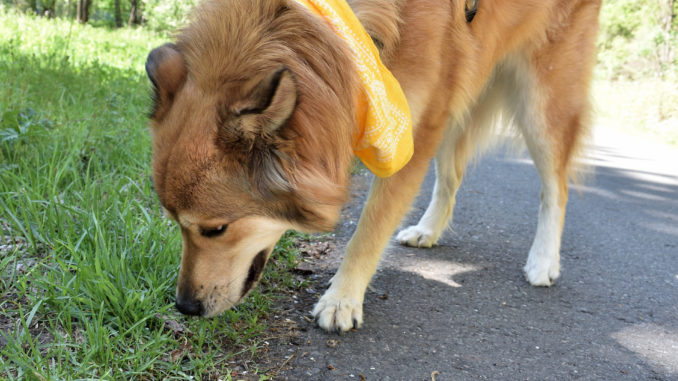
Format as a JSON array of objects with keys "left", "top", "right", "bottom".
[
  {"left": 523, "top": 254, "right": 560, "bottom": 286},
  {"left": 396, "top": 225, "right": 438, "bottom": 248},
  {"left": 312, "top": 290, "right": 363, "bottom": 334}
]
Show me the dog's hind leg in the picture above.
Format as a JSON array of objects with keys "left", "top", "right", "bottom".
[
  {"left": 507, "top": 59, "right": 567, "bottom": 286},
  {"left": 511, "top": 1, "right": 598, "bottom": 286},
  {"left": 396, "top": 83, "right": 504, "bottom": 248},
  {"left": 515, "top": 96, "right": 569, "bottom": 287},
  {"left": 395, "top": 124, "right": 468, "bottom": 248}
]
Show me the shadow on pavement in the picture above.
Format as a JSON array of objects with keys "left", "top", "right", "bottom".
[{"left": 275, "top": 143, "right": 678, "bottom": 380}]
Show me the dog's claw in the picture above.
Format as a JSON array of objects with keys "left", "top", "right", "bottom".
[{"left": 312, "top": 289, "right": 363, "bottom": 333}]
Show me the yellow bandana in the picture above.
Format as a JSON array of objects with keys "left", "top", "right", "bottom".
[{"left": 296, "top": 0, "right": 413, "bottom": 177}]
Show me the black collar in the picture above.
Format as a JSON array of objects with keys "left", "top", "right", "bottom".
[{"left": 465, "top": 0, "right": 478, "bottom": 23}]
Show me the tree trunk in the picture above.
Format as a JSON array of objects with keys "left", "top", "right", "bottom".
[
  {"left": 128, "top": 0, "right": 139, "bottom": 26},
  {"left": 76, "top": 0, "right": 83, "bottom": 22},
  {"left": 114, "top": 0, "right": 122, "bottom": 27},
  {"left": 660, "top": 0, "right": 676, "bottom": 73},
  {"left": 76, "top": 0, "right": 91, "bottom": 23}
]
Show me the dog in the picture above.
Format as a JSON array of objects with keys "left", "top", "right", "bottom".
[{"left": 145, "top": 0, "right": 601, "bottom": 332}]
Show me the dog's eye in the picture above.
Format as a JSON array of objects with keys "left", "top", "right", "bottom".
[{"left": 200, "top": 225, "right": 227, "bottom": 238}]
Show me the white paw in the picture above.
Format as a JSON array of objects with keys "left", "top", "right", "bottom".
[
  {"left": 312, "top": 288, "right": 363, "bottom": 333},
  {"left": 523, "top": 253, "right": 560, "bottom": 286},
  {"left": 396, "top": 225, "right": 438, "bottom": 248}
]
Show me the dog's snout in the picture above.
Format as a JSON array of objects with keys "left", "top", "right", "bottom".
[{"left": 175, "top": 297, "right": 203, "bottom": 316}]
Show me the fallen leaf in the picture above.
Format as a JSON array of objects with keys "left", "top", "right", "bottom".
[
  {"left": 169, "top": 348, "right": 185, "bottom": 363},
  {"left": 293, "top": 261, "right": 315, "bottom": 275},
  {"left": 156, "top": 314, "right": 192, "bottom": 337}
]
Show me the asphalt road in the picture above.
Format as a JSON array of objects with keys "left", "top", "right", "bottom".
[{"left": 274, "top": 129, "right": 678, "bottom": 380}]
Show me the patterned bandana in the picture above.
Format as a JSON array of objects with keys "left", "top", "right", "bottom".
[{"left": 295, "top": 0, "right": 413, "bottom": 177}]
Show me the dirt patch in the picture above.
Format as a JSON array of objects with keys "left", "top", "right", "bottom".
[
  {"left": 244, "top": 236, "right": 337, "bottom": 378},
  {"left": 255, "top": 272, "right": 332, "bottom": 379}
]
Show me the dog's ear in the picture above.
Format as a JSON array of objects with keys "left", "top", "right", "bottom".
[
  {"left": 232, "top": 67, "right": 297, "bottom": 138},
  {"left": 218, "top": 67, "right": 298, "bottom": 199},
  {"left": 146, "top": 43, "right": 187, "bottom": 120}
]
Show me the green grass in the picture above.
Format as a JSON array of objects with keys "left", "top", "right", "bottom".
[{"left": 0, "top": 8, "right": 306, "bottom": 379}]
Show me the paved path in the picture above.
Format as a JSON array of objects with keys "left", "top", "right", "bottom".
[{"left": 276, "top": 129, "right": 678, "bottom": 380}]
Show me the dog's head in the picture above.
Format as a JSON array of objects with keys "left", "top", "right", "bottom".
[{"left": 145, "top": 0, "right": 358, "bottom": 317}]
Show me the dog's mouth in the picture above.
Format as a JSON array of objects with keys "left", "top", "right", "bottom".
[
  {"left": 240, "top": 248, "right": 269, "bottom": 298},
  {"left": 175, "top": 247, "right": 273, "bottom": 317}
]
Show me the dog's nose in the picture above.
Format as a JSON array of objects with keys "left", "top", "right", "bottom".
[{"left": 175, "top": 298, "right": 203, "bottom": 316}]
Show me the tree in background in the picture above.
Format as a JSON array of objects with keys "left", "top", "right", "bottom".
[
  {"left": 42, "top": 0, "right": 56, "bottom": 16},
  {"left": 114, "top": 0, "right": 121, "bottom": 27},
  {"left": 17, "top": 0, "right": 57, "bottom": 17},
  {"left": 598, "top": 0, "right": 677, "bottom": 79},
  {"left": 129, "top": 0, "right": 139, "bottom": 26},
  {"left": 75, "top": 0, "right": 90, "bottom": 23},
  {"left": 658, "top": 0, "right": 676, "bottom": 69},
  {"left": 141, "top": 0, "right": 196, "bottom": 31},
  {"left": 1, "top": 0, "right": 676, "bottom": 62}
]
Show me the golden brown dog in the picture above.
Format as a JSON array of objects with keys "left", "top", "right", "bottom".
[{"left": 145, "top": 0, "right": 601, "bottom": 332}]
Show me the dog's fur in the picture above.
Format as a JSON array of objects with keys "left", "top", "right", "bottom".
[{"left": 146, "top": 0, "right": 601, "bottom": 331}]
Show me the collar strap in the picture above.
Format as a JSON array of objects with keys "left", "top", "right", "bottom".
[{"left": 465, "top": 0, "right": 478, "bottom": 22}]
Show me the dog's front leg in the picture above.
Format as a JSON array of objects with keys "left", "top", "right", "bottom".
[{"left": 313, "top": 124, "right": 443, "bottom": 333}]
